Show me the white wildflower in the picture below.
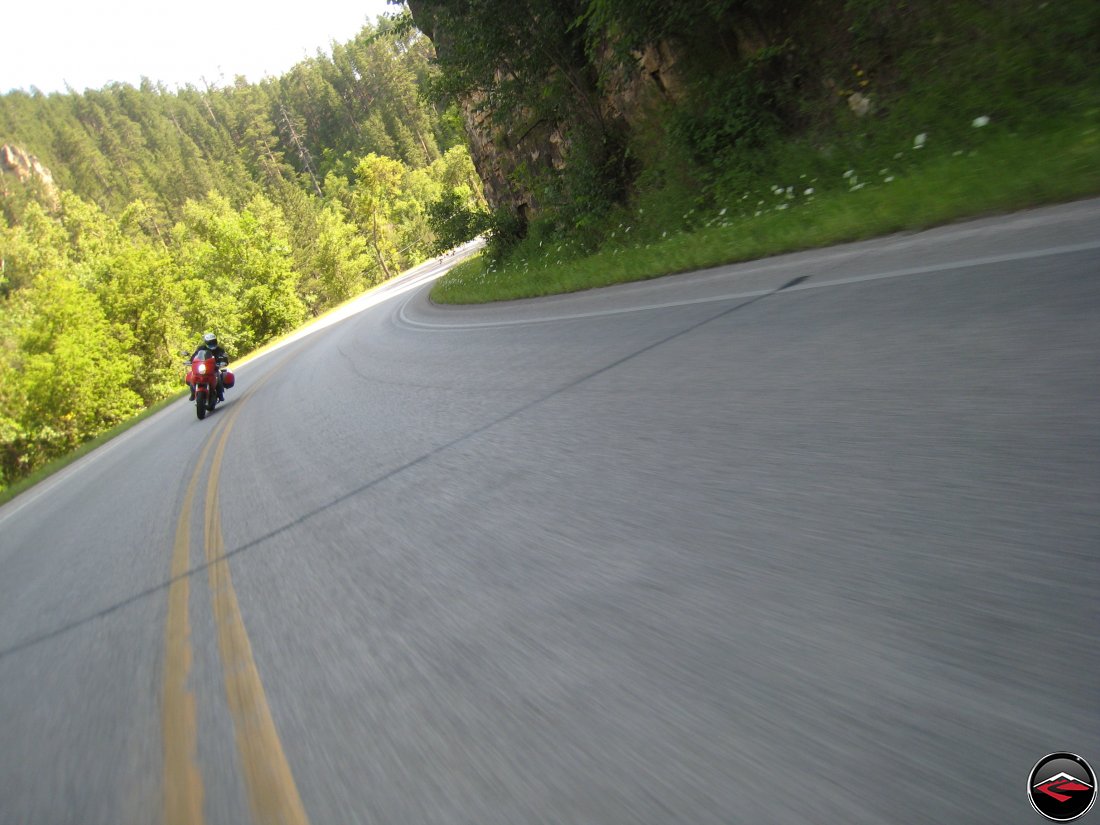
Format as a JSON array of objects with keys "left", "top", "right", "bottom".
[
  {"left": 884, "top": 176, "right": 894, "bottom": 183},
  {"left": 804, "top": 187, "right": 814, "bottom": 195},
  {"left": 972, "top": 115, "right": 990, "bottom": 128},
  {"left": 719, "top": 208, "right": 727, "bottom": 216},
  {"left": 913, "top": 133, "right": 927, "bottom": 149},
  {"left": 843, "top": 169, "right": 855, "bottom": 179}
]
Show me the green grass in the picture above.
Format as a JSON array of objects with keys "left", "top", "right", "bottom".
[{"left": 431, "top": 118, "right": 1100, "bottom": 304}]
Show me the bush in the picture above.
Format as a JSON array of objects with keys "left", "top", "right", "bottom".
[
  {"left": 668, "top": 51, "right": 786, "bottom": 190},
  {"left": 484, "top": 206, "right": 528, "bottom": 262}
]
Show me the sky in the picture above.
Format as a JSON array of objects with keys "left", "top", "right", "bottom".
[{"left": 1, "top": 0, "right": 396, "bottom": 95}]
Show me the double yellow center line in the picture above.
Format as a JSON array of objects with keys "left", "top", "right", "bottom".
[{"left": 163, "top": 373, "right": 310, "bottom": 825}]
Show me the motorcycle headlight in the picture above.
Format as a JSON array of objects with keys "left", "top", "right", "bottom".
[{"left": 197, "top": 363, "right": 207, "bottom": 374}]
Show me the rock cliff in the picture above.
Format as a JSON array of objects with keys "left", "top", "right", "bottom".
[
  {"left": 406, "top": 1, "right": 684, "bottom": 222},
  {"left": 1, "top": 143, "right": 59, "bottom": 207}
]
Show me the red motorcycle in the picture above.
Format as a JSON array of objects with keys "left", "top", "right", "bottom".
[{"left": 184, "top": 350, "right": 235, "bottom": 420}]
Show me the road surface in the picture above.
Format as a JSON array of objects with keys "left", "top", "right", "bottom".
[{"left": 1, "top": 202, "right": 1098, "bottom": 824}]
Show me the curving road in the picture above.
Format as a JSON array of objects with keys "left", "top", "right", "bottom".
[{"left": 1, "top": 201, "right": 1098, "bottom": 825}]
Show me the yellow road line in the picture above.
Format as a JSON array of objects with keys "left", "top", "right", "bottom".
[
  {"left": 203, "top": 402, "right": 312, "bottom": 825},
  {"left": 163, "top": 349, "right": 309, "bottom": 825},
  {"left": 164, "top": 437, "right": 217, "bottom": 825}
]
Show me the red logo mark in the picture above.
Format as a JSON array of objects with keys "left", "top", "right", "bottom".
[{"left": 1035, "top": 773, "right": 1094, "bottom": 804}]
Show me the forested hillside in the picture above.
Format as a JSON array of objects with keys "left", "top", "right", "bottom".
[
  {"left": 0, "top": 15, "right": 488, "bottom": 491},
  {"left": 1, "top": 18, "right": 463, "bottom": 224}
]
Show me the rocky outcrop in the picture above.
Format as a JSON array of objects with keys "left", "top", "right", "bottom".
[
  {"left": 457, "top": 93, "right": 568, "bottom": 223},
  {"left": 404, "top": 4, "right": 875, "bottom": 225},
  {"left": 462, "top": 55, "right": 681, "bottom": 221},
  {"left": 407, "top": 0, "right": 685, "bottom": 222},
  {"left": 601, "top": 41, "right": 684, "bottom": 125},
  {"left": 1, "top": 144, "right": 59, "bottom": 207}
]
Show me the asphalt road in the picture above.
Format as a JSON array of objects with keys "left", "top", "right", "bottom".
[{"left": 1, "top": 201, "right": 1097, "bottom": 825}]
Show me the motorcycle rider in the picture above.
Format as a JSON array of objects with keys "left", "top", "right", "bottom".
[{"left": 188, "top": 332, "right": 230, "bottom": 401}]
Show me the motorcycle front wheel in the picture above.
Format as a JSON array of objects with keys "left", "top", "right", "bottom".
[{"left": 196, "top": 393, "right": 206, "bottom": 420}]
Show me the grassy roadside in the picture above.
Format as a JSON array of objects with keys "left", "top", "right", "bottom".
[{"left": 431, "top": 119, "right": 1100, "bottom": 304}]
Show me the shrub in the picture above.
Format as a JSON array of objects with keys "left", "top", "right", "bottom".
[{"left": 484, "top": 206, "right": 528, "bottom": 262}]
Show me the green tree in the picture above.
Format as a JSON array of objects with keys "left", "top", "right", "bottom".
[
  {"left": 8, "top": 270, "right": 143, "bottom": 464},
  {"left": 426, "top": 188, "right": 489, "bottom": 252},
  {"left": 97, "top": 209, "right": 186, "bottom": 401},
  {"left": 0, "top": 201, "right": 68, "bottom": 295},
  {"left": 172, "top": 192, "right": 304, "bottom": 354},
  {"left": 352, "top": 153, "right": 411, "bottom": 279},
  {"left": 314, "top": 202, "right": 378, "bottom": 305}
]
